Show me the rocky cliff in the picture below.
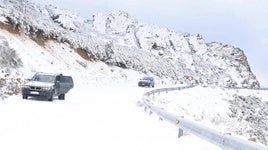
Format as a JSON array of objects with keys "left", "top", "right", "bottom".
[{"left": 0, "top": 0, "right": 259, "bottom": 88}]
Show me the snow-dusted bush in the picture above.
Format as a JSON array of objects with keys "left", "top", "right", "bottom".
[
  {"left": 0, "top": 68, "right": 23, "bottom": 100},
  {"left": 0, "top": 36, "right": 23, "bottom": 99},
  {"left": 0, "top": 37, "right": 22, "bottom": 68}
]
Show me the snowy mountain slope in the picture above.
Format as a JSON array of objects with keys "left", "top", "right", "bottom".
[
  {"left": 0, "top": 26, "right": 259, "bottom": 149},
  {"left": 91, "top": 11, "right": 259, "bottom": 88},
  {"left": 0, "top": 25, "right": 222, "bottom": 150},
  {"left": 0, "top": 28, "right": 149, "bottom": 99},
  {"left": 0, "top": 24, "right": 219, "bottom": 149},
  {"left": 0, "top": 0, "right": 260, "bottom": 88},
  {"left": 153, "top": 86, "right": 268, "bottom": 146}
]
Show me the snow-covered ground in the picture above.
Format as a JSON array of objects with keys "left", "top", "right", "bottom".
[{"left": 0, "top": 85, "right": 221, "bottom": 150}]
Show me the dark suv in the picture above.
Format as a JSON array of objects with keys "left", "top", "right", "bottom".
[
  {"left": 138, "top": 77, "right": 155, "bottom": 88},
  {"left": 21, "top": 72, "right": 74, "bottom": 101}
]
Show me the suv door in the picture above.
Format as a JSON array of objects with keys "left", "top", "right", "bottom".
[
  {"left": 55, "top": 75, "right": 61, "bottom": 95},
  {"left": 60, "top": 76, "right": 74, "bottom": 93}
]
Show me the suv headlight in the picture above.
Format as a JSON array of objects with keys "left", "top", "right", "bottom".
[
  {"left": 42, "top": 87, "right": 52, "bottom": 91},
  {"left": 22, "top": 85, "right": 29, "bottom": 88}
]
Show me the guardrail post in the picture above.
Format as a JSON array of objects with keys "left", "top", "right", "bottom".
[{"left": 178, "top": 128, "right": 183, "bottom": 138}]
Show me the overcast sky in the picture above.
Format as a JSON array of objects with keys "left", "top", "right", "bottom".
[{"left": 32, "top": 0, "right": 268, "bottom": 87}]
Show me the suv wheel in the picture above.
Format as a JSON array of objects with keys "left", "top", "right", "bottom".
[
  {"left": 48, "top": 94, "right": 53, "bottom": 101},
  {"left": 22, "top": 95, "right": 28, "bottom": 99},
  {"left": 58, "top": 94, "right": 65, "bottom": 100}
]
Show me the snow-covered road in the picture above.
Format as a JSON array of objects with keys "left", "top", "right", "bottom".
[{"left": 0, "top": 85, "right": 219, "bottom": 150}]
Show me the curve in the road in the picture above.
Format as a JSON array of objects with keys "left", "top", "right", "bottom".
[{"left": 142, "top": 86, "right": 268, "bottom": 150}]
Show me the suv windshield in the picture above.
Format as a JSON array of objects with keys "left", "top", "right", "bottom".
[
  {"left": 141, "top": 77, "right": 153, "bottom": 81},
  {"left": 32, "top": 74, "right": 55, "bottom": 83}
]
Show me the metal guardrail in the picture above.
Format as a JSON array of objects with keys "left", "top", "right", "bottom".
[
  {"left": 142, "top": 86, "right": 268, "bottom": 150},
  {"left": 225, "top": 87, "right": 268, "bottom": 91}
]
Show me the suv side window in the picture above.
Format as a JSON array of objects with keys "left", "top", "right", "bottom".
[{"left": 56, "top": 75, "right": 60, "bottom": 82}]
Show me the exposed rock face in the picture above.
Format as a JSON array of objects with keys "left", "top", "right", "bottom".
[
  {"left": 92, "top": 11, "right": 259, "bottom": 88},
  {"left": 0, "top": 0, "right": 259, "bottom": 88},
  {"left": 229, "top": 94, "right": 268, "bottom": 145}
]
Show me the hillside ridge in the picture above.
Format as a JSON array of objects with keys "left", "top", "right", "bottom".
[{"left": 0, "top": 0, "right": 259, "bottom": 88}]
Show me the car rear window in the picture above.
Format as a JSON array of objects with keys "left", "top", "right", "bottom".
[{"left": 61, "top": 76, "right": 73, "bottom": 83}]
